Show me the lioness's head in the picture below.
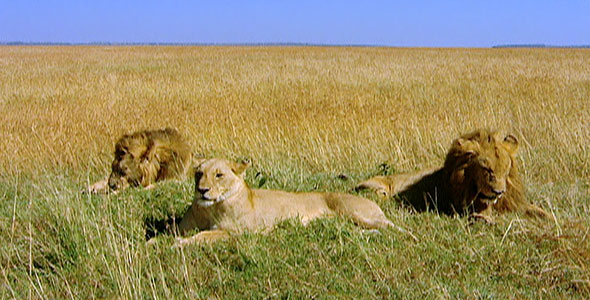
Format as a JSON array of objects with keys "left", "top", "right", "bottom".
[
  {"left": 193, "top": 158, "right": 251, "bottom": 207},
  {"left": 107, "top": 136, "right": 147, "bottom": 191},
  {"left": 451, "top": 130, "right": 519, "bottom": 207}
]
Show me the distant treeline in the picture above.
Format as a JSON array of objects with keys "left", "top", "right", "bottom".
[{"left": 493, "top": 44, "right": 590, "bottom": 48}]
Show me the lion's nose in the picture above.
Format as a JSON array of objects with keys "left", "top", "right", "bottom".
[
  {"left": 197, "top": 187, "right": 210, "bottom": 195},
  {"left": 491, "top": 189, "right": 504, "bottom": 196}
]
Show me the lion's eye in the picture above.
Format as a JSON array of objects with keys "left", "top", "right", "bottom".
[
  {"left": 216, "top": 173, "right": 224, "bottom": 178},
  {"left": 484, "top": 168, "right": 496, "bottom": 180}
]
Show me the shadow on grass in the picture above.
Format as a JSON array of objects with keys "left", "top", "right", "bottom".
[{"left": 144, "top": 216, "right": 182, "bottom": 240}]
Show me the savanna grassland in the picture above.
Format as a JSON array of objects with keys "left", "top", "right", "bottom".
[{"left": 1, "top": 46, "right": 589, "bottom": 299}]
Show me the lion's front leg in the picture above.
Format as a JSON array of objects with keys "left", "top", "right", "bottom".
[
  {"left": 355, "top": 176, "right": 392, "bottom": 197},
  {"left": 174, "top": 230, "right": 230, "bottom": 247},
  {"left": 469, "top": 213, "right": 495, "bottom": 224},
  {"left": 469, "top": 206, "right": 495, "bottom": 224}
]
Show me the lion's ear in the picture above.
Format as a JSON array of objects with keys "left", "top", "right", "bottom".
[
  {"left": 503, "top": 134, "right": 519, "bottom": 154},
  {"left": 454, "top": 138, "right": 478, "bottom": 157},
  {"left": 188, "top": 158, "right": 208, "bottom": 175},
  {"left": 231, "top": 159, "right": 251, "bottom": 176},
  {"left": 454, "top": 138, "right": 466, "bottom": 148},
  {"left": 192, "top": 157, "right": 208, "bottom": 168},
  {"left": 115, "top": 145, "right": 128, "bottom": 157}
]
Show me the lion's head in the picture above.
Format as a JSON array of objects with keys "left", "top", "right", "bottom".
[
  {"left": 445, "top": 129, "right": 521, "bottom": 213},
  {"left": 193, "top": 158, "right": 251, "bottom": 208},
  {"left": 107, "top": 134, "right": 149, "bottom": 190}
]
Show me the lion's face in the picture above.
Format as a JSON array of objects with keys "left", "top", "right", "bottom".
[
  {"left": 458, "top": 132, "right": 519, "bottom": 207},
  {"left": 469, "top": 144, "right": 512, "bottom": 204},
  {"left": 107, "top": 147, "right": 143, "bottom": 191},
  {"left": 193, "top": 159, "right": 250, "bottom": 207}
]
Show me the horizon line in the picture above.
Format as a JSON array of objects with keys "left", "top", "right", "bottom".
[{"left": 1, "top": 41, "right": 590, "bottom": 48}]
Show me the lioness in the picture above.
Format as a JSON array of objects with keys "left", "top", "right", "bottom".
[
  {"left": 175, "top": 158, "right": 415, "bottom": 246},
  {"left": 86, "top": 128, "right": 193, "bottom": 194},
  {"left": 356, "top": 129, "right": 547, "bottom": 222}
]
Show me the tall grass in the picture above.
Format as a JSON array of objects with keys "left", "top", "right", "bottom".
[{"left": 1, "top": 46, "right": 589, "bottom": 298}]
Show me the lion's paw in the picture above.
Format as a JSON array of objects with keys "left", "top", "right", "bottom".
[
  {"left": 84, "top": 179, "right": 109, "bottom": 194},
  {"left": 469, "top": 213, "right": 495, "bottom": 225}
]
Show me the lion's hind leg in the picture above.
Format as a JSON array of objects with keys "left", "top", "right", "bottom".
[
  {"left": 327, "top": 193, "right": 418, "bottom": 241},
  {"left": 173, "top": 230, "right": 230, "bottom": 247}
]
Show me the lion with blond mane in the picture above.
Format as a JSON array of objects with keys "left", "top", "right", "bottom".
[
  {"left": 87, "top": 128, "right": 193, "bottom": 193},
  {"left": 356, "top": 129, "right": 547, "bottom": 222},
  {"left": 174, "top": 158, "right": 416, "bottom": 246}
]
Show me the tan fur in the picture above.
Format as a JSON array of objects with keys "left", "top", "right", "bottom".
[
  {"left": 175, "top": 158, "right": 416, "bottom": 246},
  {"left": 356, "top": 129, "right": 547, "bottom": 221},
  {"left": 86, "top": 128, "right": 192, "bottom": 193},
  {"left": 355, "top": 168, "right": 439, "bottom": 197}
]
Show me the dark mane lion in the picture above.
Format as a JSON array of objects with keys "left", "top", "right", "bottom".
[
  {"left": 86, "top": 128, "right": 192, "bottom": 193},
  {"left": 356, "top": 129, "right": 547, "bottom": 221}
]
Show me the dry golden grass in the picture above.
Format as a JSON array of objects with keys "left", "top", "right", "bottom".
[
  {"left": 1, "top": 46, "right": 588, "bottom": 181},
  {"left": 1, "top": 46, "right": 589, "bottom": 298}
]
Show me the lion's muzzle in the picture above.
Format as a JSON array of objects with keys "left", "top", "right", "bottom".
[
  {"left": 477, "top": 191, "right": 502, "bottom": 205},
  {"left": 195, "top": 187, "right": 223, "bottom": 207},
  {"left": 197, "top": 187, "right": 210, "bottom": 195}
]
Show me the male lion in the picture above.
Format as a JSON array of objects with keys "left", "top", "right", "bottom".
[
  {"left": 86, "top": 128, "right": 192, "bottom": 193},
  {"left": 356, "top": 129, "right": 547, "bottom": 222},
  {"left": 174, "top": 158, "right": 416, "bottom": 246}
]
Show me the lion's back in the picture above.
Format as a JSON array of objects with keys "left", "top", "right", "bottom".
[{"left": 148, "top": 128, "right": 192, "bottom": 179}]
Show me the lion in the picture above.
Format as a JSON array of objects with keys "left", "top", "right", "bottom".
[
  {"left": 86, "top": 128, "right": 193, "bottom": 194},
  {"left": 174, "top": 158, "right": 416, "bottom": 246},
  {"left": 356, "top": 129, "right": 547, "bottom": 222}
]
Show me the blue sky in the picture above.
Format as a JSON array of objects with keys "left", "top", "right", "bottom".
[{"left": 1, "top": 1, "right": 589, "bottom": 47}]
